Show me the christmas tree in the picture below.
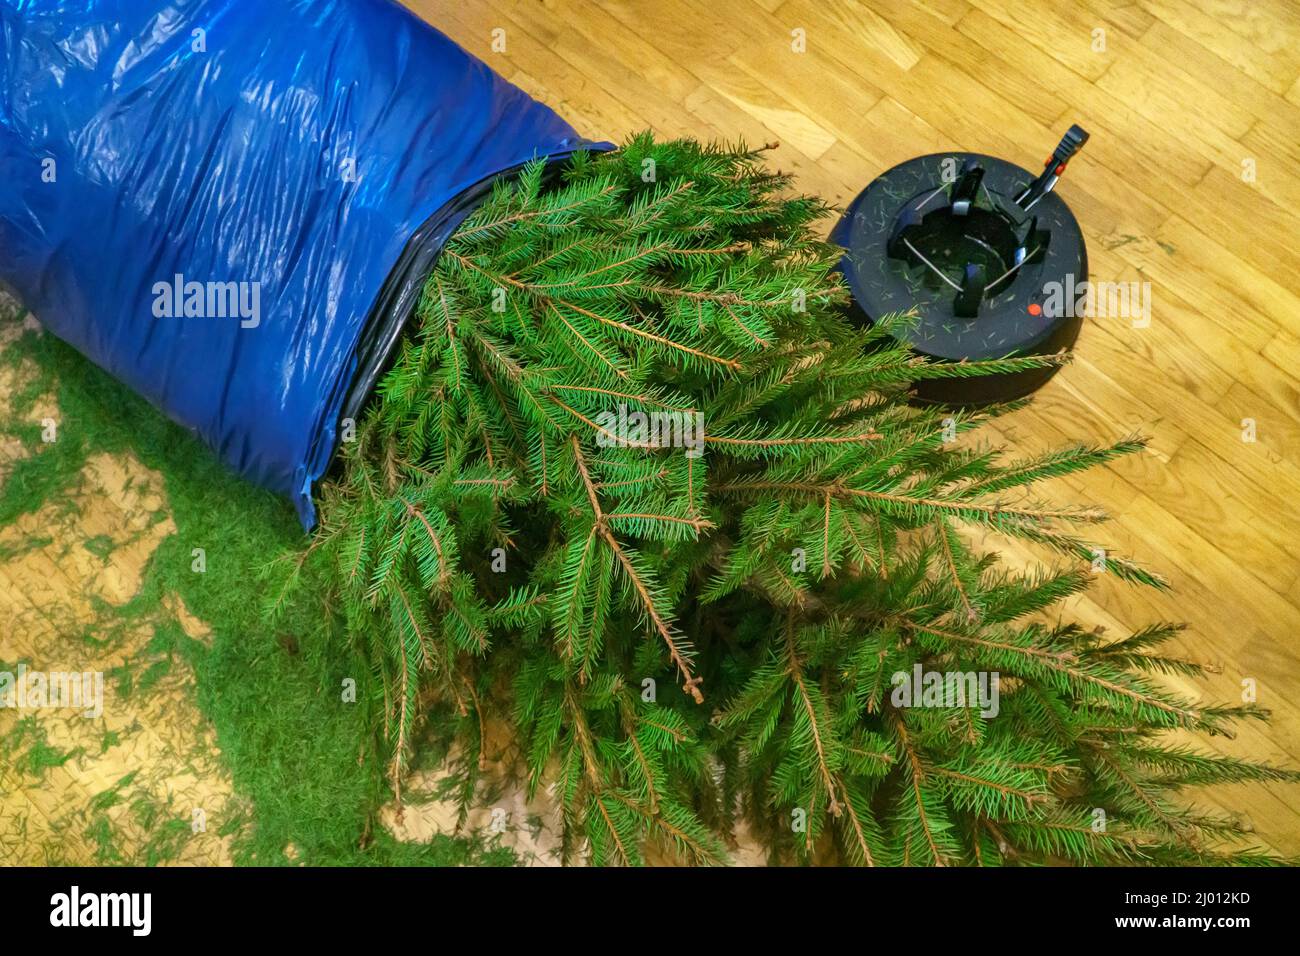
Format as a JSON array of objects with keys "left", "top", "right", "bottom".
[{"left": 274, "top": 135, "right": 1296, "bottom": 865}]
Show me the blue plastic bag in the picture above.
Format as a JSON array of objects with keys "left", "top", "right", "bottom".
[{"left": 0, "top": 0, "right": 605, "bottom": 527}]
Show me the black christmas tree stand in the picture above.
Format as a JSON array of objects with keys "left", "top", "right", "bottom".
[{"left": 834, "top": 125, "right": 1090, "bottom": 407}]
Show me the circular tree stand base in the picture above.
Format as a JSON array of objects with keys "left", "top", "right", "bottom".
[{"left": 832, "top": 151, "right": 1087, "bottom": 408}]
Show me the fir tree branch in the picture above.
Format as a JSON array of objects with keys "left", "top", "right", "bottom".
[
  {"left": 891, "top": 713, "right": 948, "bottom": 866},
  {"left": 783, "top": 621, "right": 841, "bottom": 815},
  {"left": 908, "top": 623, "right": 1204, "bottom": 725},
  {"left": 571, "top": 437, "right": 703, "bottom": 702}
]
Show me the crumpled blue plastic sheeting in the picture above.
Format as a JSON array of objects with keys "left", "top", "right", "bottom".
[{"left": 0, "top": 0, "right": 602, "bottom": 527}]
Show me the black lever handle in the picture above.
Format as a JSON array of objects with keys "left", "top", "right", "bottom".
[
  {"left": 1052, "top": 125, "right": 1089, "bottom": 166},
  {"left": 1015, "top": 124, "right": 1089, "bottom": 211}
]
